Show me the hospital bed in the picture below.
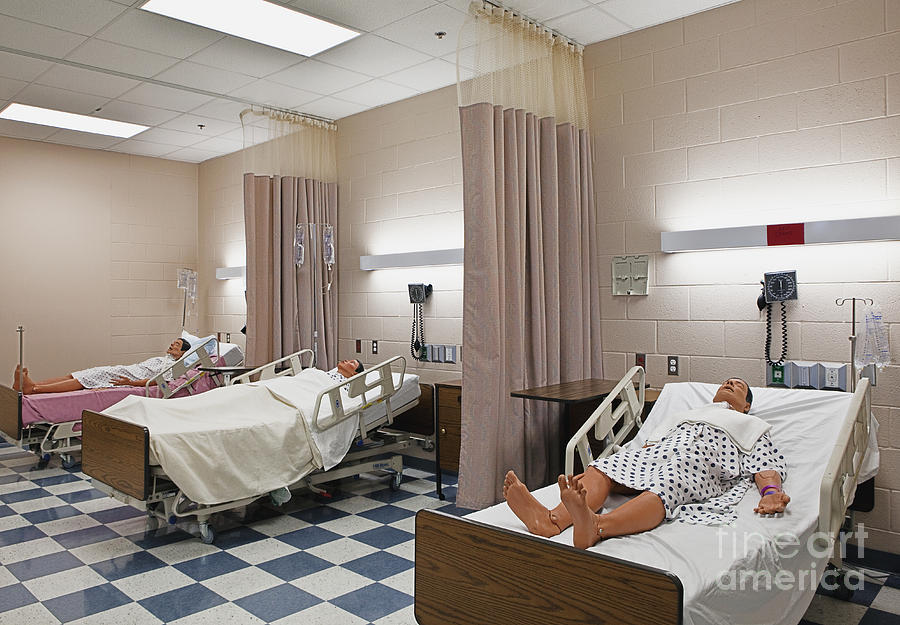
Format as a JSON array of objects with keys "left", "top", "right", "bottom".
[
  {"left": 415, "top": 367, "right": 874, "bottom": 625},
  {"left": 0, "top": 339, "right": 243, "bottom": 468},
  {"left": 82, "top": 353, "right": 421, "bottom": 544}
]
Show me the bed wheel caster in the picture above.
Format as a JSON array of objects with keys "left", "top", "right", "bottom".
[
  {"left": 199, "top": 524, "right": 215, "bottom": 544},
  {"left": 390, "top": 472, "right": 403, "bottom": 491},
  {"left": 61, "top": 455, "right": 79, "bottom": 470},
  {"left": 37, "top": 453, "right": 51, "bottom": 469}
]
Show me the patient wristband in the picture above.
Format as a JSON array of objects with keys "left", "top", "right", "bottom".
[{"left": 759, "top": 485, "right": 781, "bottom": 497}]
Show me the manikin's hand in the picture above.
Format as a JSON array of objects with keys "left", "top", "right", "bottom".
[
  {"left": 754, "top": 491, "right": 790, "bottom": 515},
  {"left": 111, "top": 376, "right": 137, "bottom": 386}
]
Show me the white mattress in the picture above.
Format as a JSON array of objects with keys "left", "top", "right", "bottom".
[{"left": 467, "top": 383, "right": 877, "bottom": 625}]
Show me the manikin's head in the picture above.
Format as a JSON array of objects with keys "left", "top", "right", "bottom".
[
  {"left": 337, "top": 359, "right": 364, "bottom": 379},
  {"left": 166, "top": 338, "right": 190, "bottom": 359},
  {"left": 713, "top": 378, "right": 753, "bottom": 413}
]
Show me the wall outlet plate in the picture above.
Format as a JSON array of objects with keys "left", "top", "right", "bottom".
[
  {"left": 371, "top": 340, "right": 378, "bottom": 355},
  {"left": 667, "top": 356, "right": 679, "bottom": 376},
  {"left": 635, "top": 353, "right": 646, "bottom": 369},
  {"left": 445, "top": 345, "right": 457, "bottom": 363},
  {"left": 355, "top": 339, "right": 361, "bottom": 353}
]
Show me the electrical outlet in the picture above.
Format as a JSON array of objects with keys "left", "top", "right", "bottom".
[
  {"left": 635, "top": 353, "right": 646, "bottom": 369},
  {"left": 445, "top": 345, "right": 457, "bottom": 363},
  {"left": 823, "top": 366, "right": 840, "bottom": 389},
  {"left": 371, "top": 340, "right": 378, "bottom": 355},
  {"left": 667, "top": 356, "right": 679, "bottom": 376},
  {"left": 355, "top": 339, "right": 361, "bottom": 353},
  {"left": 436, "top": 345, "right": 446, "bottom": 362}
]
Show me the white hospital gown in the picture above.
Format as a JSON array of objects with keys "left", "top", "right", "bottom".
[
  {"left": 72, "top": 355, "right": 177, "bottom": 389},
  {"left": 590, "top": 421, "right": 786, "bottom": 525}
]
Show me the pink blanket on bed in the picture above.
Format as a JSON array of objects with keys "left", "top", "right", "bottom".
[{"left": 21, "top": 367, "right": 221, "bottom": 426}]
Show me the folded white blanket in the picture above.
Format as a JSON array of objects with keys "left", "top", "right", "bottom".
[{"left": 644, "top": 403, "right": 771, "bottom": 453}]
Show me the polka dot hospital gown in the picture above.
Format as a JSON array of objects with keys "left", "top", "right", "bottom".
[
  {"left": 590, "top": 418, "right": 786, "bottom": 525},
  {"left": 72, "top": 355, "right": 177, "bottom": 389}
]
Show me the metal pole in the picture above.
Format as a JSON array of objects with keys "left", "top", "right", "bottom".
[
  {"left": 849, "top": 298, "right": 858, "bottom": 393},
  {"left": 16, "top": 325, "right": 23, "bottom": 393},
  {"left": 310, "top": 223, "right": 318, "bottom": 367}
]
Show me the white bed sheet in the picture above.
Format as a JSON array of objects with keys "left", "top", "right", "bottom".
[{"left": 467, "top": 383, "right": 876, "bottom": 625}]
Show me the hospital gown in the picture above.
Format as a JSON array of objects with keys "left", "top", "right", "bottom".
[
  {"left": 72, "top": 355, "right": 177, "bottom": 389},
  {"left": 590, "top": 417, "right": 786, "bottom": 525}
]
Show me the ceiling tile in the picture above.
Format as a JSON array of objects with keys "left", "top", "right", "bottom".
[
  {"left": 375, "top": 3, "right": 469, "bottom": 57},
  {"left": 45, "top": 128, "right": 123, "bottom": 150},
  {"left": 35, "top": 64, "right": 141, "bottom": 99},
  {"left": 135, "top": 127, "right": 206, "bottom": 148},
  {"left": 0, "top": 51, "right": 53, "bottom": 82},
  {"left": 107, "top": 138, "right": 174, "bottom": 158},
  {"left": 95, "top": 8, "right": 224, "bottom": 59},
  {"left": 190, "top": 136, "right": 244, "bottom": 154},
  {"left": 0, "top": 77, "right": 27, "bottom": 101},
  {"left": 0, "top": 14, "right": 87, "bottom": 58},
  {"left": 300, "top": 96, "right": 368, "bottom": 120},
  {"left": 66, "top": 40, "right": 180, "bottom": 78},
  {"left": 228, "top": 79, "right": 319, "bottom": 109},
  {"left": 596, "top": 0, "right": 702, "bottom": 29},
  {"left": 95, "top": 99, "right": 181, "bottom": 126},
  {"left": 154, "top": 61, "right": 256, "bottom": 95},
  {"left": 119, "top": 83, "right": 213, "bottom": 112},
  {"left": 186, "top": 36, "right": 304, "bottom": 78},
  {"left": 187, "top": 98, "right": 249, "bottom": 123},
  {"left": 0, "top": 0, "right": 127, "bottom": 36},
  {"left": 267, "top": 59, "right": 370, "bottom": 95},
  {"left": 545, "top": 7, "right": 632, "bottom": 45},
  {"left": 159, "top": 114, "right": 240, "bottom": 137},
  {"left": 315, "top": 34, "right": 431, "bottom": 78},
  {"left": 0, "top": 118, "right": 57, "bottom": 141},
  {"left": 441, "top": 0, "right": 471, "bottom": 12},
  {"left": 503, "top": 0, "right": 594, "bottom": 22},
  {"left": 289, "top": 0, "right": 437, "bottom": 32},
  {"left": 333, "top": 79, "right": 419, "bottom": 107},
  {"left": 443, "top": 45, "right": 477, "bottom": 71},
  {"left": 15, "top": 84, "right": 109, "bottom": 115},
  {"left": 163, "top": 146, "right": 222, "bottom": 163},
  {"left": 383, "top": 58, "right": 457, "bottom": 92}
]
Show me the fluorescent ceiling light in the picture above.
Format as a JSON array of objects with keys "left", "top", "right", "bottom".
[
  {"left": 141, "top": 0, "right": 359, "bottom": 57},
  {"left": 0, "top": 103, "right": 148, "bottom": 138}
]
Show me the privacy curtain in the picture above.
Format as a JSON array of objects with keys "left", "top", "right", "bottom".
[
  {"left": 242, "top": 110, "right": 338, "bottom": 368},
  {"left": 456, "top": 1, "right": 602, "bottom": 510}
]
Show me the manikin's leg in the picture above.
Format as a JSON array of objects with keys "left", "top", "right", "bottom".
[
  {"left": 561, "top": 475, "right": 666, "bottom": 549},
  {"left": 503, "top": 469, "right": 614, "bottom": 537},
  {"left": 22, "top": 371, "right": 83, "bottom": 395}
]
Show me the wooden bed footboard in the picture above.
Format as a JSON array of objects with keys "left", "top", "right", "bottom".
[
  {"left": 415, "top": 509, "right": 682, "bottom": 625},
  {"left": 82, "top": 410, "right": 150, "bottom": 501},
  {"left": 0, "top": 384, "right": 22, "bottom": 440}
]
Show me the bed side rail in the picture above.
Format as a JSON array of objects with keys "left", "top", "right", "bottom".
[
  {"left": 415, "top": 509, "right": 682, "bottom": 625},
  {"left": 230, "top": 349, "right": 315, "bottom": 385},
  {"left": 312, "top": 356, "right": 406, "bottom": 437},
  {"left": 565, "top": 366, "right": 645, "bottom": 476},
  {"left": 0, "top": 384, "right": 22, "bottom": 440},
  {"left": 816, "top": 379, "right": 871, "bottom": 558},
  {"left": 148, "top": 337, "right": 218, "bottom": 398},
  {"left": 82, "top": 410, "right": 150, "bottom": 501}
]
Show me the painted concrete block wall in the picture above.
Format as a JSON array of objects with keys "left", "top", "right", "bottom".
[
  {"left": 585, "top": 0, "right": 900, "bottom": 553},
  {"left": 336, "top": 85, "right": 463, "bottom": 381},
  {"left": 0, "top": 136, "right": 198, "bottom": 377}
]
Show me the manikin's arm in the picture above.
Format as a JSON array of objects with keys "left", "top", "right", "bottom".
[
  {"left": 111, "top": 376, "right": 156, "bottom": 387},
  {"left": 753, "top": 470, "right": 790, "bottom": 514}
]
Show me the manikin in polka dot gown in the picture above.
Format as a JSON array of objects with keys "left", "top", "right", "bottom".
[{"left": 503, "top": 378, "right": 790, "bottom": 549}]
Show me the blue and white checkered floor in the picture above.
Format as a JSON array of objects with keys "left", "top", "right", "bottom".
[{"left": 0, "top": 439, "right": 897, "bottom": 624}]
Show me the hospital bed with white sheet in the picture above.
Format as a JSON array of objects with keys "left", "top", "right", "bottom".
[
  {"left": 0, "top": 336, "right": 243, "bottom": 468},
  {"left": 415, "top": 367, "right": 876, "bottom": 625},
  {"left": 82, "top": 353, "right": 421, "bottom": 544}
]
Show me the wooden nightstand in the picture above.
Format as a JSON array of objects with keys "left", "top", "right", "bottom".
[{"left": 435, "top": 381, "right": 462, "bottom": 473}]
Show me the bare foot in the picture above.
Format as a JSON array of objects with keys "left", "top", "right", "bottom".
[
  {"left": 503, "top": 470, "right": 560, "bottom": 537},
  {"left": 12, "top": 365, "right": 22, "bottom": 391},
  {"left": 560, "top": 474, "right": 604, "bottom": 549},
  {"left": 22, "top": 369, "right": 35, "bottom": 395}
]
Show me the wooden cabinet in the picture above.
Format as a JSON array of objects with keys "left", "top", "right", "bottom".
[{"left": 436, "top": 381, "right": 461, "bottom": 473}]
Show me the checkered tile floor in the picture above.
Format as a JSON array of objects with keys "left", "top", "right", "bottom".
[{"left": 0, "top": 439, "right": 896, "bottom": 624}]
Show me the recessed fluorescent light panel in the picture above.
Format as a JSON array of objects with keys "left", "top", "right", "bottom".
[
  {"left": 141, "top": 0, "right": 359, "bottom": 57},
  {"left": 0, "top": 103, "right": 148, "bottom": 138}
]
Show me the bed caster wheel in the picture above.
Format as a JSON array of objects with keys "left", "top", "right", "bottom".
[
  {"left": 146, "top": 515, "right": 160, "bottom": 529},
  {"left": 37, "top": 454, "right": 51, "bottom": 469},
  {"left": 832, "top": 571, "right": 854, "bottom": 601},
  {"left": 199, "top": 524, "right": 215, "bottom": 545},
  {"left": 61, "top": 456, "right": 79, "bottom": 470},
  {"left": 168, "top": 515, "right": 177, "bottom": 525},
  {"left": 390, "top": 472, "right": 403, "bottom": 491}
]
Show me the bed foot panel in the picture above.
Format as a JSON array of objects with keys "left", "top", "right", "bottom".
[
  {"left": 0, "top": 384, "right": 22, "bottom": 441},
  {"left": 82, "top": 410, "right": 150, "bottom": 501}
]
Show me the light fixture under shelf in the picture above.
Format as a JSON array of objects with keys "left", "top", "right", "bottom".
[
  {"left": 360, "top": 248, "right": 463, "bottom": 271},
  {"left": 661, "top": 215, "right": 900, "bottom": 253}
]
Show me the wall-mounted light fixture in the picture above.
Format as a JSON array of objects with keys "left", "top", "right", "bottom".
[
  {"left": 360, "top": 248, "right": 464, "bottom": 271},
  {"left": 661, "top": 215, "right": 900, "bottom": 253},
  {"left": 215, "top": 266, "right": 246, "bottom": 280}
]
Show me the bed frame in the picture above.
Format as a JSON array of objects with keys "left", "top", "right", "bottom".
[
  {"left": 414, "top": 367, "right": 872, "bottom": 625},
  {"left": 83, "top": 354, "right": 419, "bottom": 544}
]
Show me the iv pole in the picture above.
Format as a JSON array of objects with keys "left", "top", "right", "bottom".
[
  {"left": 835, "top": 297, "right": 873, "bottom": 392},
  {"left": 296, "top": 222, "right": 334, "bottom": 367}
]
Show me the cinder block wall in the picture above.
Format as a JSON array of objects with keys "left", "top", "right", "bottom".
[{"left": 585, "top": 0, "right": 899, "bottom": 553}]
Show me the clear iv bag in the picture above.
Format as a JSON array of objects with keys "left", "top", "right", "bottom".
[
  {"left": 323, "top": 224, "right": 336, "bottom": 268},
  {"left": 294, "top": 225, "right": 305, "bottom": 266},
  {"left": 855, "top": 305, "right": 891, "bottom": 369}
]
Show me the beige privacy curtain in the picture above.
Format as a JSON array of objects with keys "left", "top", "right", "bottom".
[
  {"left": 242, "top": 109, "right": 338, "bottom": 369},
  {"left": 456, "top": 1, "right": 602, "bottom": 510}
]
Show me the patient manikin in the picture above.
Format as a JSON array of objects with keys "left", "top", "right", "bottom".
[
  {"left": 13, "top": 338, "right": 189, "bottom": 394},
  {"left": 504, "top": 378, "right": 791, "bottom": 549}
]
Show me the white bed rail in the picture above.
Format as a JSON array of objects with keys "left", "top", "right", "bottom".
[
  {"left": 564, "top": 366, "right": 646, "bottom": 476},
  {"left": 147, "top": 337, "right": 218, "bottom": 399},
  {"left": 816, "top": 378, "right": 871, "bottom": 562},
  {"left": 230, "top": 349, "right": 315, "bottom": 385},
  {"left": 312, "top": 356, "right": 407, "bottom": 440}
]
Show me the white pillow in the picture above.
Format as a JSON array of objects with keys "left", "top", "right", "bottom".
[{"left": 180, "top": 330, "right": 218, "bottom": 366}]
